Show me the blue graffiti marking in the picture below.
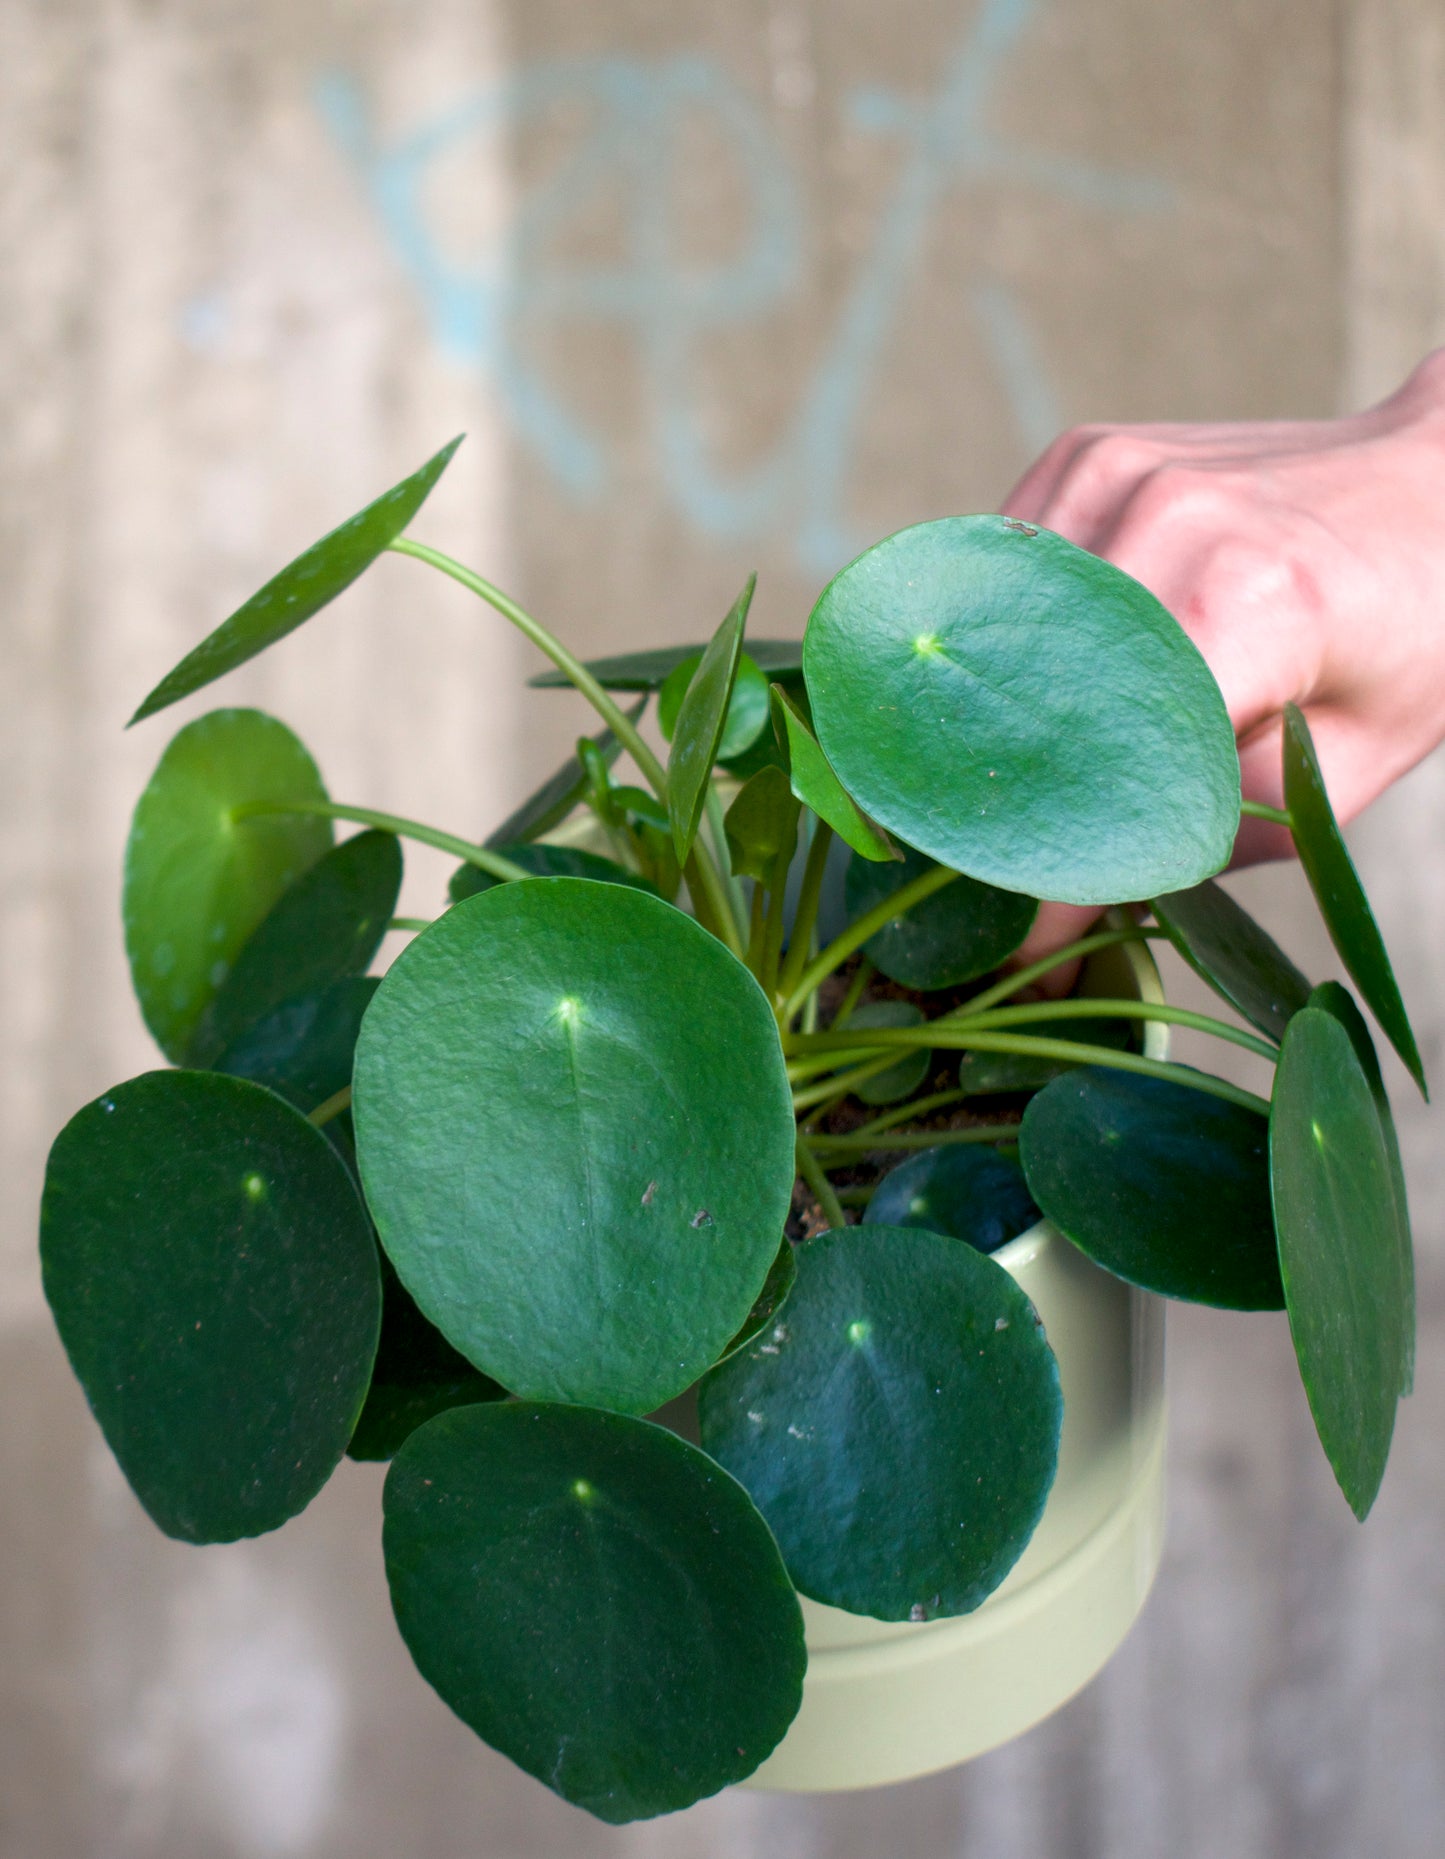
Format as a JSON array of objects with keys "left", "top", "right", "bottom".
[{"left": 315, "top": 0, "right": 1170, "bottom": 572}]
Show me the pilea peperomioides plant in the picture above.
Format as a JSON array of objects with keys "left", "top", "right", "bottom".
[{"left": 41, "top": 439, "right": 1422, "bottom": 1821}]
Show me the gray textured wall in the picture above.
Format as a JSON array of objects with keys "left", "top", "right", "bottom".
[{"left": 1, "top": 2, "right": 1441, "bottom": 1854}]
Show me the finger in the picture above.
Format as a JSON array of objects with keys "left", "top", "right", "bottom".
[{"left": 1007, "top": 901, "right": 1106, "bottom": 998}]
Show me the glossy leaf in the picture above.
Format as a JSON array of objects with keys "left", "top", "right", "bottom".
[
  {"left": 124, "top": 709, "right": 333, "bottom": 1062},
  {"left": 659, "top": 649, "right": 770, "bottom": 762},
  {"left": 40, "top": 1071, "right": 380, "bottom": 1542},
  {"left": 354, "top": 881, "right": 796, "bottom": 1413},
  {"left": 1306, "top": 982, "right": 1415, "bottom": 1398},
  {"left": 668, "top": 576, "right": 755, "bottom": 862},
  {"left": 1283, "top": 704, "right": 1425, "bottom": 1094},
  {"left": 187, "top": 829, "right": 400, "bottom": 1066},
  {"left": 449, "top": 841, "right": 660, "bottom": 905},
  {"left": 1019, "top": 1067, "right": 1280, "bottom": 1308},
  {"left": 802, "top": 517, "right": 1239, "bottom": 903},
  {"left": 864, "top": 1146, "right": 1039, "bottom": 1254},
  {"left": 844, "top": 842, "right": 1036, "bottom": 990},
  {"left": 714, "top": 1238, "right": 798, "bottom": 1366},
  {"left": 699, "top": 1224, "right": 1061, "bottom": 1619},
  {"left": 349, "top": 1252, "right": 505, "bottom": 1462},
  {"left": 482, "top": 700, "right": 643, "bottom": 850},
  {"left": 129, "top": 437, "right": 462, "bottom": 724},
  {"left": 383, "top": 1403, "right": 805, "bottom": 1820},
  {"left": 1271, "top": 1006, "right": 1406, "bottom": 1517},
  {"left": 770, "top": 685, "right": 897, "bottom": 864},
  {"left": 847, "top": 1001, "right": 931, "bottom": 1105},
  {"left": 1151, "top": 878, "right": 1311, "bottom": 1042},
  {"left": 215, "top": 976, "right": 377, "bottom": 1124},
  {"left": 530, "top": 638, "right": 804, "bottom": 691},
  {"left": 723, "top": 765, "right": 799, "bottom": 883}
]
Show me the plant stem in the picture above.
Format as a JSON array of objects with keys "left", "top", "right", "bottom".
[
  {"left": 389, "top": 916, "right": 434, "bottom": 933},
  {"left": 1240, "top": 798, "right": 1292, "bottom": 827},
  {"left": 233, "top": 799, "right": 532, "bottom": 883},
  {"left": 682, "top": 847, "right": 745, "bottom": 958},
  {"left": 955, "top": 997, "right": 1279, "bottom": 1061},
  {"left": 795, "top": 1134, "right": 846, "bottom": 1229},
  {"left": 704, "top": 783, "right": 749, "bottom": 936},
  {"left": 390, "top": 537, "right": 669, "bottom": 799},
  {"left": 761, "top": 838, "right": 793, "bottom": 997},
  {"left": 840, "top": 1085, "right": 979, "bottom": 1138},
  {"left": 745, "top": 881, "right": 767, "bottom": 978},
  {"left": 951, "top": 926, "right": 1164, "bottom": 1020},
  {"left": 789, "top": 1027, "right": 1270, "bottom": 1116},
  {"left": 809, "top": 1124, "right": 1019, "bottom": 1154},
  {"left": 782, "top": 862, "right": 962, "bottom": 1021},
  {"left": 776, "top": 821, "right": 835, "bottom": 1005},
  {"left": 308, "top": 1086, "right": 353, "bottom": 1129},
  {"left": 790, "top": 1050, "right": 905, "bottom": 1113}
]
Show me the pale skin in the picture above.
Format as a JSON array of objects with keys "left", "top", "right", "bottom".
[{"left": 999, "top": 347, "right": 1445, "bottom": 984}]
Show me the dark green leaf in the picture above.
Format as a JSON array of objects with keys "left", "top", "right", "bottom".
[
  {"left": 864, "top": 1146, "right": 1039, "bottom": 1253},
  {"left": 723, "top": 765, "right": 800, "bottom": 883},
  {"left": 482, "top": 699, "right": 644, "bottom": 849},
  {"left": 1305, "top": 982, "right": 1414, "bottom": 1398},
  {"left": 1283, "top": 704, "right": 1425, "bottom": 1094},
  {"left": 609, "top": 785, "right": 670, "bottom": 830},
  {"left": 1271, "top": 1006, "right": 1406, "bottom": 1517},
  {"left": 699, "top": 1224, "right": 1061, "bottom": 1618},
  {"left": 803, "top": 517, "right": 1239, "bottom": 903},
  {"left": 714, "top": 1238, "right": 798, "bottom": 1366},
  {"left": 770, "top": 685, "right": 897, "bottom": 864},
  {"left": 383, "top": 1403, "right": 805, "bottom": 1820},
  {"left": 124, "top": 709, "right": 334, "bottom": 1062},
  {"left": 187, "top": 830, "right": 400, "bottom": 1066},
  {"left": 129, "top": 438, "right": 462, "bottom": 724},
  {"left": 659, "top": 650, "right": 770, "bottom": 760},
  {"left": 1019, "top": 1067, "right": 1280, "bottom": 1308},
  {"left": 214, "top": 976, "right": 377, "bottom": 1119},
  {"left": 449, "top": 841, "right": 660, "bottom": 905},
  {"left": 530, "top": 638, "right": 804, "bottom": 691},
  {"left": 1151, "top": 878, "right": 1311, "bottom": 1042},
  {"left": 40, "top": 1071, "right": 380, "bottom": 1542},
  {"left": 354, "top": 881, "right": 797, "bottom": 1413},
  {"left": 667, "top": 577, "right": 755, "bottom": 863},
  {"left": 847, "top": 1001, "right": 931, "bottom": 1105},
  {"left": 348, "top": 1253, "right": 504, "bottom": 1462},
  {"left": 844, "top": 842, "right": 1036, "bottom": 989}
]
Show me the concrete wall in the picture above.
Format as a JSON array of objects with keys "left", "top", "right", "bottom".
[{"left": 1, "top": 2, "right": 1440, "bottom": 1853}]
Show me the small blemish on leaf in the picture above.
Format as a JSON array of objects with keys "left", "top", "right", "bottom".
[
  {"left": 690, "top": 1209, "right": 714, "bottom": 1229},
  {"left": 1002, "top": 518, "right": 1038, "bottom": 536},
  {"left": 994, "top": 1316, "right": 1010, "bottom": 1332},
  {"left": 641, "top": 1180, "right": 658, "bottom": 1207}
]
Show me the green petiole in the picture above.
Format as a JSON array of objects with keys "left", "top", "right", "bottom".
[{"left": 232, "top": 799, "right": 532, "bottom": 884}]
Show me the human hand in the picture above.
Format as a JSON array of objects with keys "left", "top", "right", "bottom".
[{"left": 998, "top": 348, "right": 1445, "bottom": 981}]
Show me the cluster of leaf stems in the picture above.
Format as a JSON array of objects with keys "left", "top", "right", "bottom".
[{"left": 237, "top": 535, "right": 1287, "bottom": 1227}]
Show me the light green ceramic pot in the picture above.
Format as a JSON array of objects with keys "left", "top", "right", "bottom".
[{"left": 747, "top": 929, "right": 1168, "bottom": 1793}]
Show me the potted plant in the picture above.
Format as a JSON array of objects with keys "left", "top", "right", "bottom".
[{"left": 39, "top": 438, "right": 1421, "bottom": 1822}]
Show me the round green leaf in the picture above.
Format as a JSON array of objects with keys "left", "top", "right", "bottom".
[
  {"left": 530, "top": 638, "right": 804, "bottom": 692},
  {"left": 1019, "top": 1067, "right": 1281, "bottom": 1309},
  {"left": 40, "top": 1071, "right": 381, "bottom": 1543},
  {"left": 124, "top": 709, "right": 333, "bottom": 1062},
  {"left": 713, "top": 1237, "right": 798, "bottom": 1367},
  {"left": 659, "top": 649, "right": 770, "bottom": 760},
  {"left": 1151, "top": 878, "right": 1311, "bottom": 1042},
  {"left": 383, "top": 1403, "right": 805, "bottom": 1820},
  {"left": 698, "top": 1224, "right": 1062, "bottom": 1619},
  {"left": 1271, "top": 1006, "right": 1406, "bottom": 1518},
  {"left": 847, "top": 1001, "right": 931, "bottom": 1104},
  {"left": 188, "top": 829, "right": 401, "bottom": 1066},
  {"left": 864, "top": 1146, "right": 1039, "bottom": 1253},
  {"left": 1283, "top": 704, "right": 1425, "bottom": 1094},
  {"left": 449, "top": 841, "right": 660, "bottom": 905},
  {"left": 844, "top": 842, "right": 1036, "bottom": 989},
  {"left": 129, "top": 437, "right": 462, "bottom": 724},
  {"left": 354, "top": 880, "right": 797, "bottom": 1412},
  {"left": 723, "top": 765, "right": 799, "bottom": 884},
  {"left": 348, "top": 1252, "right": 504, "bottom": 1462},
  {"left": 803, "top": 517, "right": 1239, "bottom": 904},
  {"left": 1310, "top": 981, "right": 1414, "bottom": 1396}
]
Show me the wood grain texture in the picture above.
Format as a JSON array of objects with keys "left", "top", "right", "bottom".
[{"left": 2, "top": 2, "right": 1441, "bottom": 1855}]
